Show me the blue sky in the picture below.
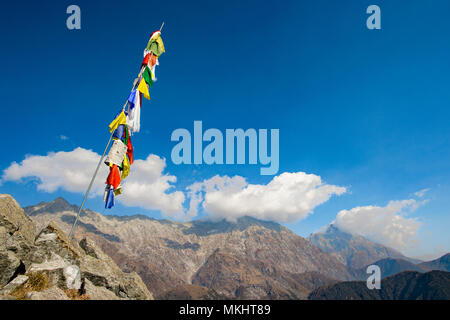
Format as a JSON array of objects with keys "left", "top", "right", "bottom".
[{"left": 0, "top": 0, "right": 449, "bottom": 259}]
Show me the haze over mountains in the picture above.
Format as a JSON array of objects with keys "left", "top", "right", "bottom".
[
  {"left": 22, "top": 197, "right": 449, "bottom": 300},
  {"left": 308, "top": 224, "right": 421, "bottom": 269}
]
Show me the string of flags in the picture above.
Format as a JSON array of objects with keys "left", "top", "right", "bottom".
[{"left": 103, "top": 30, "right": 165, "bottom": 209}]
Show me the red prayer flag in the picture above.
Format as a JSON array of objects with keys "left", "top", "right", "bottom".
[
  {"left": 127, "top": 137, "right": 133, "bottom": 165},
  {"left": 106, "top": 165, "right": 121, "bottom": 189},
  {"left": 142, "top": 53, "right": 157, "bottom": 67}
]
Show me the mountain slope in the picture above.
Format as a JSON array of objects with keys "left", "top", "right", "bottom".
[
  {"left": 308, "top": 224, "right": 420, "bottom": 269},
  {"left": 351, "top": 258, "right": 427, "bottom": 280},
  {"left": 419, "top": 253, "right": 450, "bottom": 272},
  {"left": 25, "top": 198, "right": 353, "bottom": 299},
  {"left": 308, "top": 270, "right": 450, "bottom": 300},
  {"left": 192, "top": 248, "right": 337, "bottom": 299}
]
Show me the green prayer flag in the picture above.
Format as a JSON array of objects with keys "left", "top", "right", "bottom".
[
  {"left": 145, "top": 40, "right": 164, "bottom": 57},
  {"left": 143, "top": 66, "right": 154, "bottom": 88},
  {"left": 122, "top": 125, "right": 129, "bottom": 145}
]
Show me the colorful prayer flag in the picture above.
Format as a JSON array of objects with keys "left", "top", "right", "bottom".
[
  {"left": 108, "top": 111, "right": 127, "bottom": 133},
  {"left": 127, "top": 89, "right": 137, "bottom": 107},
  {"left": 127, "top": 136, "right": 133, "bottom": 164},
  {"left": 143, "top": 66, "right": 154, "bottom": 88},
  {"left": 138, "top": 78, "right": 150, "bottom": 100},
  {"left": 127, "top": 89, "right": 141, "bottom": 133},
  {"left": 103, "top": 28, "right": 165, "bottom": 209},
  {"left": 144, "top": 31, "right": 165, "bottom": 57},
  {"left": 121, "top": 154, "right": 130, "bottom": 179},
  {"left": 113, "top": 124, "right": 125, "bottom": 140},
  {"left": 106, "top": 164, "right": 121, "bottom": 189},
  {"left": 105, "top": 187, "right": 115, "bottom": 209},
  {"left": 142, "top": 53, "right": 158, "bottom": 67}
]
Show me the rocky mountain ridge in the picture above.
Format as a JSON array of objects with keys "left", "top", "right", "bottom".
[
  {"left": 25, "top": 197, "right": 353, "bottom": 299},
  {"left": 21, "top": 197, "right": 449, "bottom": 300}
]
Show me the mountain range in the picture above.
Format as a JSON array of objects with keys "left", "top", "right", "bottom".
[
  {"left": 22, "top": 197, "right": 449, "bottom": 300},
  {"left": 309, "top": 270, "right": 450, "bottom": 300}
]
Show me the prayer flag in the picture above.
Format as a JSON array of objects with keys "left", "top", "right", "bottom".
[
  {"left": 143, "top": 66, "right": 154, "bottom": 88},
  {"left": 108, "top": 111, "right": 127, "bottom": 133},
  {"left": 127, "top": 89, "right": 141, "bottom": 133},
  {"left": 127, "top": 136, "right": 133, "bottom": 164},
  {"left": 105, "top": 187, "right": 115, "bottom": 209},
  {"left": 142, "top": 53, "right": 157, "bottom": 67},
  {"left": 113, "top": 124, "right": 125, "bottom": 140},
  {"left": 121, "top": 154, "right": 130, "bottom": 179},
  {"left": 144, "top": 31, "right": 165, "bottom": 57},
  {"left": 106, "top": 164, "right": 121, "bottom": 189},
  {"left": 138, "top": 78, "right": 150, "bottom": 100}
]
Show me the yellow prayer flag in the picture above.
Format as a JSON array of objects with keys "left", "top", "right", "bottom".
[
  {"left": 155, "top": 35, "right": 165, "bottom": 54},
  {"left": 108, "top": 111, "right": 127, "bottom": 133},
  {"left": 138, "top": 78, "right": 150, "bottom": 100},
  {"left": 121, "top": 154, "right": 130, "bottom": 180}
]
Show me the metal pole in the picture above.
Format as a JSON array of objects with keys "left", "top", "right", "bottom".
[
  {"left": 69, "top": 131, "right": 114, "bottom": 238},
  {"left": 69, "top": 23, "right": 165, "bottom": 239}
]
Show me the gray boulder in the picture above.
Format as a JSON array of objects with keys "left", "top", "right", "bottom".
[
  {"left": 25, "top": 287, "right": 69, "bottom": 300},
  {"left": 0, "top": 275, "right": 28, "bottom": 296},
  {"left": 83, "top": 278, "right": 120, "bottom": 300},
  {"left": 0, "top": 251, "right": 21, "bottom": 287},
  {"left": 0, "top": 195, "right": 36, "bottom": 270},
  {"left": 0, "top": 195, "right": 35, "bottom": 243},
  {"left": 79, "top": 238, "right": 153, "bottom": 300}
]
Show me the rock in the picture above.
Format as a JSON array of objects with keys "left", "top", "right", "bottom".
[
  {"left": 79, "top": 238, "right": 153, "bottom": 300},
  {"left": 83, "top": 279, "right": 119, "bottom": 300},
  {"left": 0, "top": 226, "right": 9, "bottom": 248},
  {"left": 121, "top": 271, "right": 154, "bottom": 300},
  {"left": 0, "top": 275, "right": 28, "bottom": 296},
  {"left": 28, "top": 253, "right": 69, "bottom": 288},
  {"left": 0, "top": 250, "right": 21, "bottom": 288},
  {"left": 79, "top": 238, "right": 98, "bottom": 258},
  {"left": 31, "top": 222, "right": 83, "bottom": 265},
  {"left": 25, "top": 287, "right": 69, "bottom": 300},
  {"left": 63, "top": 265, "right": 81, "bottom": 290},
  {"left": 0, "top": 194, "right": 35, "bottom": 243},
  {"left": 0, "top": 295, "right": 16, "bottom": 300},
  {"left": 0, "top": 195, "right": 36, "bottom": 269}
]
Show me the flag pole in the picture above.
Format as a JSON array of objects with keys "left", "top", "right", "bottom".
[{"left": 69, "top": 23, "right": 164, "bottom": 239}]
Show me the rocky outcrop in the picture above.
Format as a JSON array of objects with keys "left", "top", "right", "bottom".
[{"left": 0, "top": 194, "right": 153, "bottom": 300}]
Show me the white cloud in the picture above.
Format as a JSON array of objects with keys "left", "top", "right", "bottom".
[
  {"left": 414, "top": 188, "right": 430, "bottom": 198},
  {"left": 1, "top": 147, "right": 184, "bottom": 216},
  {"left": 120, "top": 155, "right": 185, "bottom": 215},
  {"left": 59, "top": 135, "right": 69, "bottom": 141},
  {"left": 334, "top": 199, "right": 425, "bottom": 251},
  {"left": 185, "top": 172, "right": 347, "bottom": 223},
  {"left": 2, "top": 148, "right": 106, "bottom": 194}
]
